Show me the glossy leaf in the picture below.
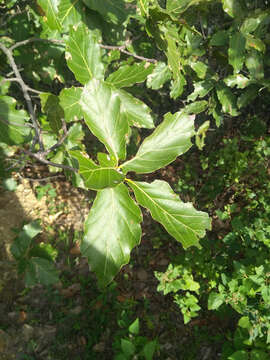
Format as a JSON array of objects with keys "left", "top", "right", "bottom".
[
  {"left": 117, "top": 89, "right": 154, "bottom": 129},
  {"left": 184, "top": 101, "right": 208, "bottom": 114},
  {"left": 222, "top": 0, "right": 245, "bottom": 18},
  {"left": 228, "top": 33, "right": 246, "bottom": 73},
  {"left": 37, "top": 0, "right": 61, "bottom": 30},
  {"left": 59, "top": 87, "right": 83, "bottom": 122},
  {"left": 80, "top": 80, "right": 129, "bottom": 162},
  {"left": 66, "top": 23, "right": 104, "bottom": 84},
  {"left": 81, "top": 184, "right": 142, "bottom": 286},
  {"left": 147, "top": 62, "right": 171, "bottom": 90},
  {"left": 224, "top": 74, "right": 250, "bottom": 89},
  {"left": 187, "top": 80, "right": 214, "bottom": 102},
  {"left": 106, "top": 62, "right": 154, "bottom": 88},
  {"left": 189, "top": 60, "right": 208, "bottom": 79},
  {"left": 216, "top": 83, "right": 239, "bottom": 116},
  {"left": 70, "top": 150, "right": 125, "bottom": 190},
  {"left": 121, "top": 111, "right": 194, "bottom": 174},
  {"left": 170, "top": 74, "right": 186, "bottom": 99},
  {"left": 128, "top": 180, "right": 211, "bottom": 249},
  {"left": 0, "top": 96, "right": 30, "bottom": 145},
  {"left": 82, "top": 0, "right": 134, "bottom": 24},
  {"left": 97, "top": 152, "right": 117, "bottom": 167},
  {"left": 246, "top": 35, "right": 266, "bottom": 53}
]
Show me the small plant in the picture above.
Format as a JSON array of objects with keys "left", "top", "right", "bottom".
[
  {"left": 11, "top": 220, "right": 59, "bottom": 286},
  {"left": 35, "top": 183, "right": 57, "bottom": 201},
  {"left": 113, "top": 318, "right": 158, "bottom": 360}
]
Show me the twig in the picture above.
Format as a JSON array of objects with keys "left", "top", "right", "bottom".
[
  {"left": 42, "top": 120, "right": 68, "bottom": 156},
  {"left": 24, "top": 149, "right": 77, "bottom": 173},
  {"left": 0, "top": 43, "right": 44, "bottom": 151},
  {"left": 0, "top": 77, "right": 44, "bottom": 94},
  {"left": 10, "top": 37, "right": 64, "bottom": 51},
  {"left": 100, "top": 44, "right": 157, "bottom": 63},
  {"left": 17, "top": 173, "right": 65, "bottom": 182}
]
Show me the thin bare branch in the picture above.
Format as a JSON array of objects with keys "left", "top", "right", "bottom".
[
  {"left": 10, "top": 37, "right": 65, "bottom": 51},
  {"left": 0, "top": 77, "right": 44, "bottom": 94},
  {"left": 0, "top": 43, "right": 44, "bottom": 151},
  {"left": 24, "top": 149, "right": 77, "bottom": 173},
  {"left": 42, "top": 119, "right": 68, "bottom": 156},
  {"left": 100, "top": 44, "right": 157, "bottom": 63}
]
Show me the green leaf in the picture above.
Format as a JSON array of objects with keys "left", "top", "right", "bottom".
[
  {"left": 147, "top": 62, "right": 172, "bottom": 89},
  {"left": 0, "top": 96, "right": 30, "bottom": 145},
  {"left": 238, "top": 316, "right": 251, "bottom": 329},
  {"left": 210, "top": 30, "right": 229, "bottom": 46},
  {"left": 80, "top": 80, "right": 129, "bottom": 162},
  {"left": 250, "top": 350, "right": 269, "bottom": 360},
  {"left": 25, "top": 257, "right": 59, "bottom": 286},
  {"left": 97, "top": 152, "right": 117, "bottom": 167},
  {"left": 129, "top": 318, "right": 140, "bottom": 335},
  {"left": 121, "top": 111, "right": 194, "bottom": 174},
  {"left": 37, "top": 0, "right": 61, "bottom": 30},
  {"left": 29, "top": 243, "right": 58, "bottom": 262},
  {"left": 237, "top": 85, "right": 259, "bottom": 108},
  {"left": 81, "top": 184, "right": 142, "bottom": 286},
  {"left": 187, "top": 80, "right": 214, "bottom": 102},
  {"left": 142, "top": 340, "right": 157, "bottom": 360},
  {"left": 246, "top": 35, "right": 266, "bottom": 53},
  {"left": 241, "top": 17, "right": 262, "bottom": 34},
  {"left": 70, "top": 150, "right": 125, "bottom": 190},
  {"left": 216, "top": 83, "right": 239, "bottom": 116},
  {"left": 228, "top": 350, "right": 249, "bottom": 360},
  {"left": 11, "top": 221, "right": 42, "bottom": 260},
  {"left": 66, "top": 23, "right": 104, "bottom": 85},
  {"left": 228, "top": 33, "right": 246, "bottom": 73},
  {"left": 57, "top": 0, "right": 83, "bottom": 30},
  {"left": 189, "top": 60, "right": 208, "bottom": 79},
  {"left": 127, "top": 180, "right": 211, "bottom": 249},
  {"left": 222, "top": 0, "right": 245, "bottom": 18},
  {"left": 184, "top": 101, "right": 208, "bottom": 114},
  {"left": 170, "top": 74, "right": 187, "bottom": 99},
  {"left": 65, "top": 123, "right": 84, "bottom": 150},
  {"left": 138, "top": 0, "right": 149, "bottom": 17},
  {"left": 245, "top": 50, "right": 264, "bottom": 80},
  {"left": 40, "top": 93, "right": 63, "bottom": 133},
  {"left": 117, "top": 89, "right": 154, "bottom": 129},
  {"left": 166, "top": 0, "right": 205, "bottom": 15},
  {"left": 121, "top": 339, "right": 136, "bottom": 356},
  {"left": 82, "top": 0, "right": 134, "bottom": 24},
  {"left": 59, "top": 87, "right": 83, "bottom": 122},
  {"left": 106, "top": 62, "right": 154, "bottom": 88},
  {"left": 224, "top": 74, "right": 250, "bottom": 89},
  {"left": 208, "top": 292, "right": 225, "bottom": 310}
]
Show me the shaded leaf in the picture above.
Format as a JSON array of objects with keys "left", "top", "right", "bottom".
[
  {"left": 82, "top": 0, "right": 134, "bottom": 24},
  {"left": 0, "top": 96, "right": 30, "bottom": 145},
  {"left": 246, "top": 34, "right": 266, "bottom": 53},
  {"left": 59, "top": 87, "right": 83, "bottom": 122},
  {"left": 245, "top": 50, "right": 264, "bottom": 80},
  {"left": 170, "top": 74, "right": 186, "bottom": 99},
  {"left": 81, "top": 184, "right": 142, "bottom": 286},
  {"left": 25, "top": 258, "right": 59, "bottom": 286},
  {"left": 210, "top": 30, "right": 229, "bottom": 46},
  {"left": 228, "top": 350, "right": 249, "bottom": 360},
  {"left": 66, "top": 23, "right": 104, "bottom": 84},
  {"left": 106, "top": 62, "right": 154, "bottom": 88},
  {"left": 237, "top": 85, "right": 259, "bottom": 108},
  {"left": 128, "top": 180, "right": 211, "bottom": 249},
  {"left": 189, "top": 60, "right": 208, "bottom": 79},
  {"left": 40, "top": 93, "right": 63, "bottom": 133},
  {"left": 70, "top": 150, "right": 124, "bottom": 190},
  {"left": 80, "top": 80, "right": 129, "bottom": 162},
  {"left": 216, "top": 83, "right": 239, "bottom": 116},
  {"left": 121, "top": 111, "right": 194, "bottom": 174},
  {"left": 228, "top": 33, "right": 246, "bottom": 73},
  {"left": 222, "top": 0, "right": 245, "bottom": 18},
  {"left": 184, "top": 100, "right": 208, "bottom": 114}
]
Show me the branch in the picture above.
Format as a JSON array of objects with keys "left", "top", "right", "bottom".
[
  {"left": 24, "top": 149, "right": 77, "bottom": 173},
  {"left": 10, "top": 37, "right": 64, "bottom": 51},
  {"left": 0, "top": 77, "right": 44, "bottom": 94},
  {"left": 100, "top": 44, "right": 157, "bottom": 64},
  {"left": 42, "top": 119, "right": 68, "bottom": 156},
  {"left": 0, "top": 43, "right": 44, "bottom": 151}
]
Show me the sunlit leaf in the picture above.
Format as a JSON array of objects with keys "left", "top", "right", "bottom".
[
  {"left": 81, "top": 184, "right": 142, "bottom": 286},
  {"left": 121, "top": 111, "right": 194, "bottom": 174},
  {"left": 128, "top": 179, "right": 211, "bottom": 249},
  {"left": 147, "top": 62, "right": 172, "bottom": 89},
  {"left": 228, "top": 33, "right": 246, "bottom": 73},
  {"left": 59, "top": 87, "right": 83, "bottom": 122}
]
